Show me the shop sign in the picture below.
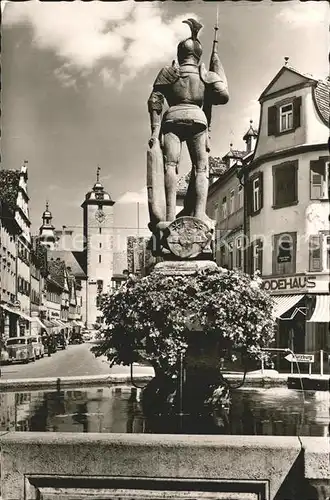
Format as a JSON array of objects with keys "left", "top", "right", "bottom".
[
  {"left": 285, "top": 353, "right": 314, "bottom": 363},
  {"left": 262, "top": 275, "right": 316, "bottom": 293}
]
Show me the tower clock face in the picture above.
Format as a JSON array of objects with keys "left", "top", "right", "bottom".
[{"left": 95, "top": 209, "right": 106, "bottom": 224}]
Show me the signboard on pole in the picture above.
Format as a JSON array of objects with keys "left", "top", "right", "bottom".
[{"left": 285, "top": 353, "right": 314, "bottom": 363}]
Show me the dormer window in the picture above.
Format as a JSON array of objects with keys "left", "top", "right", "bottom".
[{"left": 280, "top": 103, "right": 293, "bottom": 132}]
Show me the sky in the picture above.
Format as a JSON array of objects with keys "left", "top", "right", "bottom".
[{"left": 1, "top": 0, "right": 329, "bottom": 244}]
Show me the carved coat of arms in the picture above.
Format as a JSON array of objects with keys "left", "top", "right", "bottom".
[{"left": 166, "top": 217, "right": 213, "bottom": 259}]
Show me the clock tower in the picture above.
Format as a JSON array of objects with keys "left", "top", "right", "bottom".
[{"left": 81, "top": 167, "right": 115, "bottom": 328}]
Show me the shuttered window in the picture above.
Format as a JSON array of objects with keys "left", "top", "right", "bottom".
[
  {"left": 273, "top": 161, "right": 298, "bottom": 208},
  {"left": 310, "top": 159, "right": 329, "bottom": 200},
  {"left": 309, "top": 235, "right": 322, "bottom": 272},
  {"left": 268, "top": 96, "right": 302, "bottom": 136}
]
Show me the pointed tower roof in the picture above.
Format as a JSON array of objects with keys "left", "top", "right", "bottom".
[
  {"left": 222, "top": 143, "right": 246, "bottom": 160},
  {"left": 243, "top": 120, "right": 258, "bottom": 141},
  {"left": 82, "top": 166, "right": 115, "bottom": 206},
  {"left": 39, "top": 200, "right": 56, "bottom": 248},
  {"left": 42, "top": 201, "right": 53, "bottom": 222}
]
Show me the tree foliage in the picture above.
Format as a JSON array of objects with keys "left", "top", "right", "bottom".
[{"left": 92, "top": 268, "right": 275, "bottom": 377}]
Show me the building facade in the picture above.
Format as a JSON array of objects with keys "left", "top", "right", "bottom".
[
  {"left": 82, "top": 173, "right": 115, "bottom": 328},
  {"left": 246, "top": 65, "right": 329, "bottom": 365},
  {"left": 127, "top": 236, "right": 155, "bottom": 277},
  {"left": 0, "top": 198, "right": 21, "bottom": 340},
  {"left": 206, "top": 131, "right": 258, "bottom": 271},
  {"left": 0, "top": 164, "right": 34, "bottom": 338}
]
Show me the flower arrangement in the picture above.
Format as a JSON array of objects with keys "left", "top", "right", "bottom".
[{"left": 92, "top": 267, "right": 275, "bottom": 378}]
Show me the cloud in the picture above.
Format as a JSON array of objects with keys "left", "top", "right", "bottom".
[
  {"left": 117, "top": 187, "right": 147, "bottom": 205},
  {"left": 4, "top": 1, "right": 196, "bottom": 87},
  {"left": 240, "top": 99, "right": 260, "bottom": 126},
  {"left": 276, "top": 2, "right": 328, "bottom": 28}
]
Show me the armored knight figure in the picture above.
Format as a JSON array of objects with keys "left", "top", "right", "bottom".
[{"left": 147, "top": 18, "right": 229, "bottom": 230}]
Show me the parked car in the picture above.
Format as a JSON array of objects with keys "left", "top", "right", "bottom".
[
  {"left": 81, "top": 330, "right": 92, "bottom": 342},
  {"left": 6, "top": 337, "right": 36, "bottom": 364},
  {"left": 69, "top": 332, "right": 83, "bottom": 344},
  {"left": 30, "top": 335, "right": 45, "bottom": 359}
]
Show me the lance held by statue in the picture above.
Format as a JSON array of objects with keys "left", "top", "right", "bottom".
[{"left": 147, "top": 18, "right": 229, "bottom": 259}]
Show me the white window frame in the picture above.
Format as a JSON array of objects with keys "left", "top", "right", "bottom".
[
  {"left": 238, "top": 185, "right": 243, "bottom": 209},
  {"left": 252, "top": 178, "right": 260, "bottom": 212},
  {"left": 279, "top": 103, "right": 293, "bottom": 132},
  {"left": 229, "top": 189, "right": 235, "bottom": 215}
]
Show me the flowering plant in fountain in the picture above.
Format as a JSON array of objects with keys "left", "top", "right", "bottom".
[{"left": 92, "top": 267, "right": 276, "bottom": 379}]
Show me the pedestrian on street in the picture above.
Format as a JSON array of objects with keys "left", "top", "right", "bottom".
[{"left": 47, "top": 335, "right": 53, "bottom": 357}]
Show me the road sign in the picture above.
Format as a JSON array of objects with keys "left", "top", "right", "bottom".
[{"left": 285, "top": 353, "right": 314, "bottom": 363}]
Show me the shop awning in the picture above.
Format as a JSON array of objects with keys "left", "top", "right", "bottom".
[
  {"left": 31, "top": 317, "right": 48, "bottom": 329},
  {"left": 42, "top": 319, "right": 54, "bottom": 329},
  {"left": 52, "top": 319, "right": 64, "bottom": 328},
  {"left": 272, "top": 295, "right": 304, "bottom": 319},
  {"left": 307, "top": 295, "right": 330, "bottom": 323},
  {"left": 0, "top": 304, "right": 33, "bottom": 322}
]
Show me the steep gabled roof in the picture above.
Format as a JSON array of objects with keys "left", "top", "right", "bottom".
[
  {"left": 222, "top": 149, "right": 246, "bottom": 160},
  {"left": 48, "top": 258, "right": 66, "bottom": 289},
  {"left": 313, "top": 79, "right": 329, "bottom": 125},
  {"left": 49, "top": 250, "right": 86, "bottom": 278},
  {"left": 259, "top": 65, "right": 317, "bottom": 101}
]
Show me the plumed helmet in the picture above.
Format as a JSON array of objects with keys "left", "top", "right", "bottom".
[{"left": 177, "top": 18, "right": 203, "bottom": 63}]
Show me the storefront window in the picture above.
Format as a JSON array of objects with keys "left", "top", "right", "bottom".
[{"left": 273, "top": 232, "right": 296, "bottom": 275}]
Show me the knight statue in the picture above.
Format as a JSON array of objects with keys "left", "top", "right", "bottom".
[{"left": 147, "top": 18, "right": 229, "bottom": 258}]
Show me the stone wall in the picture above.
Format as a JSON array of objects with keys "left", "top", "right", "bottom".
[{"left": 0, "top": 432, "right": 329, "bottom": 500}]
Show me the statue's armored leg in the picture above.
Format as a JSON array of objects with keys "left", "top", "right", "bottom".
[
  {"left": 163, "top": 131, "right": 181, "bottom": 222},
  {"left": 187, "top": 130, "right": 209, "bottom": 222}
]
